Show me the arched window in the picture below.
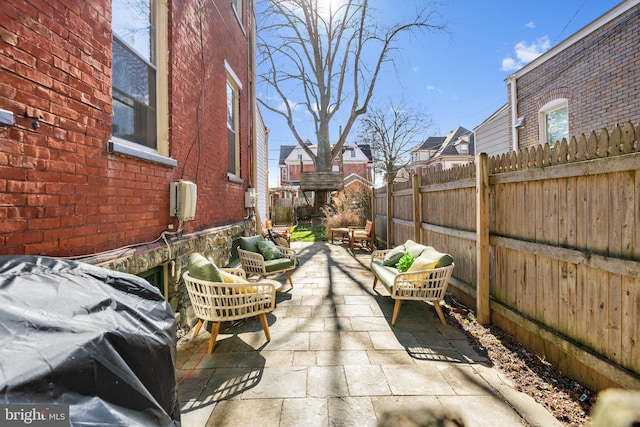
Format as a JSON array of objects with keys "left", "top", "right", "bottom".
[{"left": 538, "top": 99, "right": 568, "bottom": 147}]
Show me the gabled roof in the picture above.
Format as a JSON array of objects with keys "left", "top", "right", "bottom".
[
  {"left": 281, "top": 143, "right": 373, "bottom": 165},
  {"left": 343, "top": 172, "right": 372, "bottom": 188},
  {"left": 279, "top": 145, "right": 296, "bottom": 165},
  {"left": 358, "top": 144, "right": 372, "bottom": 162},
  {"left": 417, "top": 136, "right": 445, "bottom": 150},
  {"left": 423, "top": 126, "right": 475, "bottom": 158}
]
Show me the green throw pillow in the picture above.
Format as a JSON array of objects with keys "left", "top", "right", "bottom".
[
  {"left": 383, "top": 245, "right": 406, "bottom": 266},
  {"left": 396, "top": 252, "right": 415, "bottom": 273},
  {"left": 187, "top": 253, "right": 223, "bottom": 282},
  {"left": 256, "top": 240, "right": 283, "bottom": 261}
]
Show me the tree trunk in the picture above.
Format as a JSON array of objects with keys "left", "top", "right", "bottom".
[{"left": 313, "top": 189, "right": 329, "bottom": 216}]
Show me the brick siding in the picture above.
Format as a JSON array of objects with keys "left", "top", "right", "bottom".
[
  {"left": 512, "top": 5, "right": 640, "bottom": 150},
  {"left": 0, "top": 0, "right": 253, "bottom": 257}
]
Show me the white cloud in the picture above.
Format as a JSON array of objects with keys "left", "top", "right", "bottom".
[
  {"left": 277, "top": 99, "right": 302, "bottom": 113},
  {"left": 525, "top": 21, "right": 536, "bottom": 29},
  {"left": 501, "top": 36, "right": 551, "bottom": 72},
  {"left": 426, "top": 85, "right": 441, "bottom": 93},
  {"left": 412, "top": 66, "right": 420, "bottom": 73}
]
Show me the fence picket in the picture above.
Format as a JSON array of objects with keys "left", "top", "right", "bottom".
[{"left": 376, "top": 123, "right": 640, "bottom": 391}]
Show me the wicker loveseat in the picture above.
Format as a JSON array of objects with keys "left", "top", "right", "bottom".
[{"left": 370, "top": 240, "right": 454, "bottom": 326}]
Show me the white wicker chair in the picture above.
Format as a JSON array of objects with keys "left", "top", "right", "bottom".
[
  {"left": 371, "top": 250, "right": 454, "bottom": 325},
  {"left": 237, "top": 246, "right": 297, "bottom": 287},
  {"left": 183, "top": 269, "right": 276, "bottom": 354}
]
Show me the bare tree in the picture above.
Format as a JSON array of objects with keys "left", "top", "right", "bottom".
[
  {"left": 257, "top": 0, "right": 445, "bottom": 208},
  {"left": 359, "top": 98, "right": 433, "bottom": 183}
]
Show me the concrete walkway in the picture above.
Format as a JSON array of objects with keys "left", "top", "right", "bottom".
[{"left": 176, "top": 241, "right": 561, "bottom": 427}]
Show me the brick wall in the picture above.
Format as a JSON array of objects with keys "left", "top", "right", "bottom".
[
  {"left": 513, "top": 5, "right": 640, "bottom": 149},
  {"left": 0, "top": 0, "right": 253, "bottom": 258}
]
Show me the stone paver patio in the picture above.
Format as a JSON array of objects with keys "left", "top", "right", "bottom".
[{"left": 175, "top": 241, "right": 561, "bottom": 427}]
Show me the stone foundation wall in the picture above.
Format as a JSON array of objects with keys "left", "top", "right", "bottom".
[{"left": 85, "top": 220, "right": 254, "bottom": 330}]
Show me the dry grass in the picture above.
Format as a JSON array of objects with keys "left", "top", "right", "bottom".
[{"left": 322, "top": 193, "right": 363, "bottom": 234}]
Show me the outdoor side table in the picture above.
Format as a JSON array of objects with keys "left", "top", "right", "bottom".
[{"left": 330, "top": 227, "right": 350, "bottom": 244}]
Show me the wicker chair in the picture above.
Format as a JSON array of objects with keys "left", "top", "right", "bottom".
[
  {"left": 236, "top": 235, "right": 297, "bottom": 287},
  {"left": 183, "top": 269, "right": 276, "bottom": 354}
]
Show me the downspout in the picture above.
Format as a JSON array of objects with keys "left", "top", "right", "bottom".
[{"left": 508, "top": 74, "right": 519, "bottom": 152}]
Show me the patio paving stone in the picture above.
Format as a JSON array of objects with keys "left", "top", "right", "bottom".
[{"left": 177, "top": 241, "right": 562, "bottom": 427}]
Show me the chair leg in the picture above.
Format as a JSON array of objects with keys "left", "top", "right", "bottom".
[
  {"left": 193, "top": 319, "right": 203, "bottom": 338},
  {"left": 258, "top": 313, "right": 271, "bottom": 342},
  {"left": 433, "top": 302, "right": 447, "bottom": 326},
  {"left": 372, "top": 276, "right": 378, "bottom": 290},
  {"left": 391, "top": 299, "right": 402, "bottom": 325},
  {"left": 207, "top": 322, "right": 221, "bottom": 354},
  {"left": 286, "top": 271, "right": 293, "bottom": 287}
]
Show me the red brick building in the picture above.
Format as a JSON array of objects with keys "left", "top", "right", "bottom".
[
  {"left": 506, "top": 1, "right": 640, "bottom": 151},
  {"left": 0, "top": 0, "right": 262, "bottom": 311},
  {"left": 278, "top": 143, "right": 373, "bottom": 189}
]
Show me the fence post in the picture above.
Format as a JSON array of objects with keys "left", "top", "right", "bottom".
[
  {"left": 413, "top": 174, "right": 421, "bottom": 242},
  {"left": 387, "top": 182, "right": 393, "bottom": 249},
  {"left": 370, "top": 186, "right": 376, "bottom": 246},
  {"left": 476, "top": 153, "right": 490, "bottom": 324}
]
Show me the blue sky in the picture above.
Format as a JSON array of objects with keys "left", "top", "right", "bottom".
[{"left": 259, "top": 0, "right": 624, "bottom": 187}]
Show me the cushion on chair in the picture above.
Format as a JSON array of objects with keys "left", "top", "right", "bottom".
[
  {"left": 403, "top": 240, "right": 428, "bottom": 258},
  {"left": 219, "top": 270, "right": 248, "bottom": 284},
  {"left": 416, "top": 246, "right": 454, "bottom": 268},
  {"left": 264, "top": 257, "right": 295, "bottom": 272},
  {"left": 237, "top": 235, "right": 266, "bottom": 253},
  {"left": 396, "top": 252, "right": 415, "bottom": 272},
  {"left": 256, "top": 240, "right": 283, "bottom": 260},
  {"left": 382, "top": 245, "right": 406, "bottom": 266},
  {"left": 408, "top": 258, "right": 438, "bottom": 272},
  {"left": 188, "top": 253, "right": 223, "bottom": 283}
]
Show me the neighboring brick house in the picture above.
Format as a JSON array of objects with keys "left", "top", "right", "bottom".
[
  {"left": 405, "top": 126, "right": 475, "bottom": 176},
  {"left": 278, "top": 142, "right": 373, "bottom": 190},
  {"left": 0, "top": 0, "right": 264, "bottom": 318},
  {"left": 505, "top": 0, "right": 640, "bottom": 151}
]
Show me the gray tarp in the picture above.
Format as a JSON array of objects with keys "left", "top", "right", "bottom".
[{"left": 0, "top": 255, "right": 180, "bottom": 426}]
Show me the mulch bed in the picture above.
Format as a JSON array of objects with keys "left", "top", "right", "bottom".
[{"left": 443, "top": 297, "right": 595, "bottom": 427}]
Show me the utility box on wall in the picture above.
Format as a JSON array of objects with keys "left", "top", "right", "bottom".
[
  {"left": 245, "top": 188, "right": 257, "bottom": 208},
  {"left": 170, "top": 181, "right": 197, "bottom": 221}
]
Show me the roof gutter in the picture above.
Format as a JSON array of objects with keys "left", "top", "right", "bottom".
[{"left": 508, "top": 75, "right": 519, "bottom": 152}]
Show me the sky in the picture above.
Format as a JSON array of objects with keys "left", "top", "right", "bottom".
[{"left": 258, "top": 0, "right": 625, "bottom": 187}]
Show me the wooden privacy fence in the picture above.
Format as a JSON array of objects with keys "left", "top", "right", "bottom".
[{"left": 373, "top": 122, "right": 640, "bottom": 392}]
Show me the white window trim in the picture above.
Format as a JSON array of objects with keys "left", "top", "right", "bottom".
[
  {"left": 109, "top": 0, "right": 173, "bottom": 166},
  {"left": 538, "top": 98, "right": 568, "bottom": 147},
  {"left": 231, "top": 0, "right": 246, "bottom": 35},
  {"left": 226, "top": 61, "right": 242, "bottom": 180}
]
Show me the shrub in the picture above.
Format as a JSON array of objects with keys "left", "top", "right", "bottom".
[{"left": 321, "top": 192, "right": 362, "bottom": 234}]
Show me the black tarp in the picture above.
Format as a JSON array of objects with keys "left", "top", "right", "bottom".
[{"left": 0, "top": 256, "right": 180, "bottom": 426}]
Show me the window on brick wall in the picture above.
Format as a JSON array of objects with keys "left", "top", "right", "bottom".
[
  {"left": 226, "top": 62, "right": 242, "bottom": 178},
  {"left": 232, "top": 0, "right": 243, "bottom": 25},
  {"left": 111, "top": 0, "right": 172, "bottom": 165},
  {"left": 539, "top": 99, "right": 568, "bottom": 147}
]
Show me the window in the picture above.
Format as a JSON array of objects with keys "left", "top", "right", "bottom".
[
  {"left": 281, "top": 167, "right": 287, "bottom": 181},
  {"left": 111, "top": 0, "right": 172, "bottom": 165},
  {"left": 226, "top": 62, "right": 242, "bottom": 178},
  {"left": 231, "top": 0, "right": 245, "bottom": 32},
  {"left": 139, "top": 265, "right": 165, "bottom": 296},
  {"left": 539, "top": 99, "right": 568, "bottom": 147}
]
